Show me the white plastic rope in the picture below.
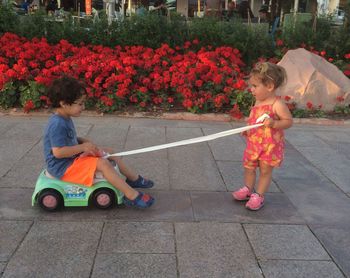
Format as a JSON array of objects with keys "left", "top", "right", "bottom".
[
  {"left": 105, "top": 123, "right": 262, "bottom": 157},
  {"left": 104, "top": 114, "right": 270, "bottom": 158}
]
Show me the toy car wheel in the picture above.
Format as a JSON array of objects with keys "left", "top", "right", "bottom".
[
  {"left": 38, "top": 190, "right": 63, "bottom": 212},
  {"left": 92, "top": 189, "right": 115, "bottom": 209}
]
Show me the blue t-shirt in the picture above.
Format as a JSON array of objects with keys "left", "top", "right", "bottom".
[{"left": 43, "top": 114, "right": 79, "bottom": 179}]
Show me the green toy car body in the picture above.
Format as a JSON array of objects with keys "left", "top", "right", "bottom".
[{"left": 32, "top": 170, "right": 124, "bottom": 211}]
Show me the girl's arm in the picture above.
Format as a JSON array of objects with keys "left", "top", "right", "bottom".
[
  {"left": 52, "top": 142, "right": 99, "bottom": 159},
  {"left": 264, "top": 99, "right": 293, "bottom": 129}
]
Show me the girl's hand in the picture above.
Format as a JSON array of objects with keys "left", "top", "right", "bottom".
[{"left": 263, "top": 118, "right": 275, "bottom": 128}]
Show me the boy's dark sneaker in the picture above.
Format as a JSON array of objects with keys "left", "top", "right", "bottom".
[
  {"left": 126, "top": 175, "right": 154, "bottom": 189},
  {"left": 123, "top": 192, "right": 155, "bottom": 209}
]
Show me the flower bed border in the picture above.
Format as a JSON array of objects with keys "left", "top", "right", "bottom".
[{"left": 1, "top": 108, "right": 349, "bottom": 126}]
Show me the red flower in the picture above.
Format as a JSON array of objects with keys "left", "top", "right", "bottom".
[
  {"left": 23, "top": 100, "right": 35, "bottom": 113},
  {"left": 229, "top": 104, "right": 243, "bottom": 119},
  {"left": 233, "top": 79, "right": 246, "bottom": 90},
  {"left": 336, "top": 96, "right": 344, "bottom": 102},
  {"left": 276, "top": 39, "right": 284, "bottom": 47},
  {"left": 182, "top": 99, "right": 193, "bottom": 109},
  {"left": 284, "top": 95, "right": 291, "bottom": 102},
  {"left": 195, "top": 80, "right": 203, "bottom": 88},
  {"left": 306, "top": 101, "right": 313, "bottom": 110},
  {"left": 192, "top": 39, "right": 199, "bottom": 45},
  {"left": 320, "top": 50, "right": 326, "bottom": 57},
  {"left": 343, "top": 70, "right": 350, "bottom": 76}
]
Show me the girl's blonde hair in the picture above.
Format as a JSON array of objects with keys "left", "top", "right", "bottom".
[{"left": 250, "top": 62, "right": 287, "bottom": 89}]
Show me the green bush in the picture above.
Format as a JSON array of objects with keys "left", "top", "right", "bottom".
[
  {"left": 0, "top": 82, "right": 19, "bottom": 109},
  {"left": 0, "top": 3, "right": 19, "bottom": 33}
]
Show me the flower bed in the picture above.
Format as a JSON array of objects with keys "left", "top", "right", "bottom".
[
  {"left": 0, "top": 32, "right": 253, "bottom": 118},
  {"left": 1, "top": 32, "right": 350, "bottom": 119}
]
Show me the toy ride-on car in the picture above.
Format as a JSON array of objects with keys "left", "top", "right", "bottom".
[{"left": 32, "top": 169, "right": 124, "bottom": 212}]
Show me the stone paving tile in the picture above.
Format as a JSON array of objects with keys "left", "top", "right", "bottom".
[
  {"left": 38, "top": 206, "right": 112, "bottom": 222},
  {"left": 272, "top": 147, "right": 350, "bottom": 226},
  {"left": 285, "top": 130, "right": 329, "bottom": 147},
  {"left": 92, "top": 253, "right": 177, "bottom": 278},
  {"left": 314, "top": 130, "right": 350, "bottom": 144},
  {"left": 0, "top": 262, "right": 6, "bottom": 275},
  {"left": 123, "top": 157, "right": 169, "bottom": 190},
  {"left": 260, "top": 260, "right": 344, "bottom": 278},
  {"left": 310, "top": 225, "right": 350, "bottom": 277},
  {"left": 294, "top": 145, "right": 350, "bottom": 193},
  {"left": 191, "top": 192, "right": 304, "bottom": 224},
  {"left": 1, "top": 121, "right": 44, "bottom": 141},
  {"left": 0, "top": 138, "right": 39, "bottom": 177},
  {"left": 0, "top": 121, "right": 15, "bottom": 135},
  {"left": 244, "top": 224, "right": 330, "bottom": 260},
  {"left": 85, "top": 122, "right": 129, "bottom": 150},
  {"left": 167, "top": 127, "right": 226, "bottom": 191},
  {"left": 0, "top": 154, "right": 43, "bottom": 189},
  {"left": 106, "top": 191, "right": 194, "bottom": 222},
  {"left": 73, "top": 123, "right": 93, "bottom": 138},
  {"left": 1, "top": 189, "right": 193, "bottom": 222},
  {"left": 99, "top": 222, "right": 174, "bottom": 254},
  {"left": 203, "top": 127, "right": 246, "bottom": 161},
  {"left": 0, "top": 221, "right": 32, "bottom": 261},
  {"left": 175, "top": 222, "right": 262, "bottom": 278},
  {"left": 0, "top": 188, "right": 38, "bottom": 220},
  {"left": 124, "top": 127, "right": 167, "bottom": 159},
  {"left": 275, "top": 147, "right": 340, "bottom": 193},
  {"left": 3, "top": 221, "right": 103, "bottom": 278},
  {"left": 0, "top": 188, "right": 113, "bottom": 221},
  {"left": 217, "top": 161, "right": 280, "bottom": 192}
]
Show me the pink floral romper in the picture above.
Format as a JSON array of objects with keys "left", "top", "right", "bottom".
[{"left": 243, "top": 101, "right": 285, "bottom": 169}]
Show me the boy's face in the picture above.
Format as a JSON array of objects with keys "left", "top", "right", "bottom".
[{"left": 61, "top": 95, "right": 86, "bottom": 117}]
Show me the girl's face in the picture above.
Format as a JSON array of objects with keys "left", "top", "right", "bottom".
[{"left": 249, "top": 75, "right": 275, "bottom": 102}]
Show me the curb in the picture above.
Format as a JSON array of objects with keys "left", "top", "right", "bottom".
[{"left": 1, "top": 109, "right": 350, "bottom": 125}]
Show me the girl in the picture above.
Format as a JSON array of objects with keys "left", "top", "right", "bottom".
[
  {"left": 232, "top": 62, "right": 293, "bottom": 210},
  {"left": 43, "top": 76, "right": 154, "bottom": 209}
]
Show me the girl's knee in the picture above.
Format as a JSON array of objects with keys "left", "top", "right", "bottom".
[{"left": 259, "top": 163, "right": 273, "bottom": 176}]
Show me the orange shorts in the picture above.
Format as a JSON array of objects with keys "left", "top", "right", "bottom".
[{"left": 61, "top": 156, "right": 99, "bottom": 187}]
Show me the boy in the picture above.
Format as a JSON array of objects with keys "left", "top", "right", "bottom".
[{"left": 43, "top": 76, "right": 154, "bottom": 208}]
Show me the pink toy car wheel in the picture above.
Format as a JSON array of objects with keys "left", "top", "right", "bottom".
[
  {"left": 92, "top": 189, "right": 114, "bottom": 209},
  {"left": 38, "top": 190, "right": 63, "bottom": 212}
]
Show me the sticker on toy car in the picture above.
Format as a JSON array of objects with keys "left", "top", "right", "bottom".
[{"left": 64, "top": 185, "right": 88, "bottom": 199}]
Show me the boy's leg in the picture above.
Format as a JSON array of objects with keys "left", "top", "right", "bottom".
[
  {"left": 108, "top": 156, "right": 138, "bottom": 181},
  {"left": 255, "top": 161, "right": 273, "bottom": 195},
  {"left": 96, "top": 158, "right": 138, "bottom": 200},
  {"left": 108, "top": 155, "right": 154, "bottom": 189}
]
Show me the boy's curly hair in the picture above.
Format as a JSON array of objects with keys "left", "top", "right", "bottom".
[
  {"left": 46, "top": 76, "right": 87, "bottom": 108},
  {"left": 250, "top": 62, "right": 287, "bottom": 89}
]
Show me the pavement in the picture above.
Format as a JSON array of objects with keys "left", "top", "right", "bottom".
[{"left": 0, "top": 114, "right": 350, "bottom": 278}]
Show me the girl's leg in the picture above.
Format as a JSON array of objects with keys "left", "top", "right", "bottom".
[
  {"left": 96, "top": 158, "right": 138, "bottom": 200},
  {"left": 255, "top": 161, "right": 273, "bottom": 195},
  {"left": 244, "top": 167, "right": 256, "bottom": 191}
]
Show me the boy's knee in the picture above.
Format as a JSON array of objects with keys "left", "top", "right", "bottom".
[{"left": 97, "top": 158, "right": 112, "bottom": 169}]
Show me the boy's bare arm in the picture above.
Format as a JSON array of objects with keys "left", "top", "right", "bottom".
[
  {"left": 52, "top": 142, "right": 98, "bottom": 158},
  {"left": 77, "top": 137, "right": 90, "bottom": 144}
]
